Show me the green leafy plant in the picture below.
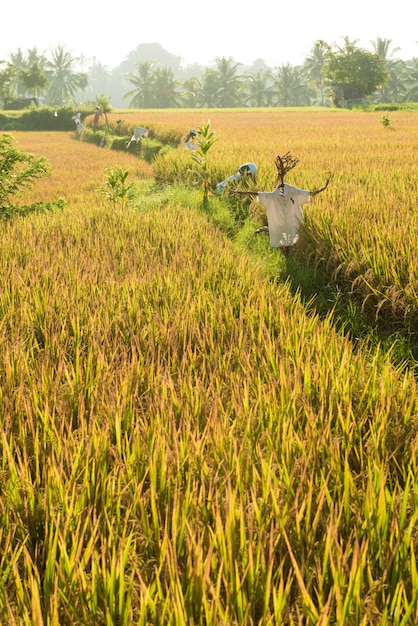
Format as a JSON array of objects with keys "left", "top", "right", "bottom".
[
  {"left": 98, "top": 166, "right": 135, "bottom": 210},
  {"left": 380, "top": 113, "right": 391, "bottom": 128},
  {"left": 0, "top": 132, "right": 64, "bottom": 217},
  {"left": 189, "top": 121, "right": 218, "bottom": 206}
]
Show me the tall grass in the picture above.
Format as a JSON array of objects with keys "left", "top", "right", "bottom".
[
  {"left": 1, "top": 126, "right": 416, "bottom": 624},
  {"left": 9, "top": 131, "right": 153, "bottom": 209},
  {"left": 126, "top": 109, "right": 418, "bottom": 335}
]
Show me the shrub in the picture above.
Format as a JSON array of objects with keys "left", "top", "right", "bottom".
[
  {"left": 98, "top": 166, "right": 135, "bottom": 210},
  {"left": 0, "top": 133, "right": 65, "bottom": 217},
  {"left": 0, "top": 106, "right": 96, "bottom": 131},
  {"left": 79, "top": 126, "right": 102, "bottom": 146},
  {"left": 373, "top": 104, "right": 400, "bottom": 111}
]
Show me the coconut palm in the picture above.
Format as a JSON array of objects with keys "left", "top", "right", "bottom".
[
  {"left": 7, "top": 48, "right": 26, "bottom": 96},
  {"left": 46, "top": 45, "right": 85, "bottom": 106},
  {"left": 404, "top": 57, "right": 418, "bottom": 101},
  {"left": 303, "top": 40, "right": 330, "bottom": 105},
  {"left": 244, "top": 70, "right": 273, "bottom": 107},
  {"left": 272, "top": 64, "right": 313, "bottom": 106},
  {"left": 193, "top": 69, "right": 219, "bottom": 108},
  {"left": 85, "top": 59, "right": 112, "bottom": 103},
  {"left": 26, "top": 47, "right": 47, "bottom": 66},
  {"left": 212, "top": 57, "right": 243, "bottom": 107},
  {"left": 152, "top": 67, "right": 180, "bottom": 107},
  {"left": 124, "top": 61, "right": 155, "bottom": 108},
  {"left": 179, "top": 76, "right": 201, "bottom": 107},
  {"left": 336, "top": 36, "right": 360, "bottom": 52},
  {"left": 20, "top": 60, "right": 48, "bottom": 102},
  {"left": 371, "top": 37, "right": 400, "bottom": 62},
  {"left": 370, "top": 37, "right": 403, "bottom": 102},
  {"left": 0, "top": 61, "right": 17, "bottom": 107},
  {"left": 6, "top": 47, "right": 49, "bottom": 103}
]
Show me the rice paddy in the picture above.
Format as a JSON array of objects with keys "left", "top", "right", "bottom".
[{"left": 1, "top": 111, "right": 417, "bottom": 624}]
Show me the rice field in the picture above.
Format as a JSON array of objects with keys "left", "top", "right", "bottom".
[
  {"left": 0, "top": 116, "right": 417, "bottom": 624},
  {"left": 103, "top": 108, "right": 418, "bottom": 333},
  {"left": 8, "top": 131, "right": 153, "bottom": 209}
]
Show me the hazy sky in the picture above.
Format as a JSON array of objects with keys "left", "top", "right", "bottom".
[{"left": 3, "top": 0, "right": 417, "bottom": 69}]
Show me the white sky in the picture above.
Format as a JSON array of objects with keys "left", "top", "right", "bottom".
[{"left": 2, "top": 0, "right": 417, "bottom": 69}]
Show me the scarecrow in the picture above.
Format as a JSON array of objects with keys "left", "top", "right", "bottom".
[{"left": 234, "top": 152, "right": 332, "bottom": 252}]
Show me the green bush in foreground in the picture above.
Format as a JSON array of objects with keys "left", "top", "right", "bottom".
[{"left": 0, "top": 133, "right": 65, "bottom": 218}]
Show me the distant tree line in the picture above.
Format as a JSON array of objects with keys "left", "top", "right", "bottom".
[{"left": 1, "top": 38, "right": 418, "bottom": 110}]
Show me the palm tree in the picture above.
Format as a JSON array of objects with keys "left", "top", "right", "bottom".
[
  {"left": 212, "top": 57, "right": 243, "bottom": 107},
  {"left": 179, "top": 76, "right": 200, "bottom": 107},
  {"left": 8, "top": 48, "right": 26, "bottom": 96},
  {"left": 26, "top": 47, "right": 47, "bottom": 66},
  {"left": 371, "top": 37, "right": 400, "bottom": 61},
  {"left": 244, "top": 70, "right": 273, "bottom": 107},
  {"left": 404, "top": 58, "right": 418, "bottom": 101},
  {"left": 272, "top": 64, "right": 313, "bottom": 106},
  {"left": 303, "top": 40, "right": 330, "bottom": 105},
  {"left": 124, "top": 61, "right": 155, "bottom": 108},
  {"left": 370, "top": 37, "right": 402, "bottom": 102},
  {"left": 0, "top": 61, "right": 17, "bottom": 107},
  {"left": 383, "top": 59, "right": 408, "bottom": 102},
  {"left": 86, "top": 59, "right": 112, "bottom": 103},
  {"left": 195, "top": 69, "right": 219, "bottom": 108},
  {"left": 336, "top": 36, "right": 360, "bottom": 53},
  {"left": 6, "top": 47, "right": 49, "bottom": 104},
  {"left": 9, "top": 48, "right": 26, "bottom": 96},
  {"left": 20, "top": 60, "right": 48, "bottom": 102},
  {"left": 152, "top": 67, "right": 180, "bottom": 107},
  {"left": 77, "top": 53, "right": 90, "bottom": 73},
  {"left": 46, "top": 45, "right": 85, "bottom": 106},
  {"left": 8, "top": 48, "right": 25, "bottom": 68}
]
